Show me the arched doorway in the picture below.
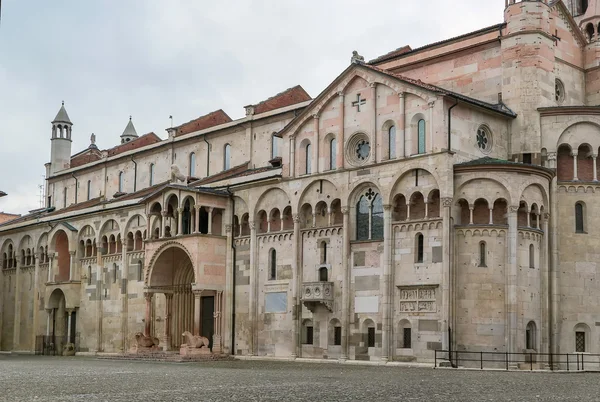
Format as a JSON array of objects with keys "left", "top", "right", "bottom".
[
  {"left": 46, "top": 289, "right": 77, "bottom": 353},
  {"left": 147, "top": 245, "right": 197, "bottom": 350}
]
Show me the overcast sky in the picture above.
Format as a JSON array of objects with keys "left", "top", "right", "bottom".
[{"left": 0, "top": 0, "right": 504, "bottom": 215}]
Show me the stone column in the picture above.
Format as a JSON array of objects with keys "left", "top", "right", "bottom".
[
  {"left": 96, "top": 249, "right": 103, "bottom": 352},
  {"left": 489, "top": 208, "right": 494, "bottom": 225},
  {"left": 381, "top": 205, "right": 392, "bottom": 361},
  {"left": 193, "top": 289, "right": 202, "bottom": 336},
  {"left": 213, "top": 291, "right": 223, "bottom": 354},
  {"left": 428, "top": 101, "right": 435, "bottom": 153},
  {"left": 507, "top": 205, "right": 519, "bottom": 360},
  {"left": 370, "top": 82, "right": 377, "bottom": 163},
  {"left": 207, "top": 207, "right": 213, "bottom": 235},
  {"left": 327, "top": 207, "right": 332, "bottom": 227},
  {"left": 341, "top": 207, "right": 350, "bottom": 361},
  {"left": 176, "top": 207, "right": 183, "bottom": 236},
  {"left": 194, "top": 205, "right": 201, "bottom": 234},
  {"left": 526, "top": 208, "right": 531, "bottom": 228},
  {"left": 290, "top": 136, "right": 296, "bottom": 177},
  {"left": 13, "top": 260, "right": 20, "bottom": 350},
  {"left": 406, "top": 203, "right": 411, "bottom": 221},
  {"left": 424, "top": 199, "right": 429, "bottom": 219},
  {"left": 593, "top": 154, "right": 598, "bottom": 181},
  {"left": 47, "top": 253, "right": 55, "bottom": 282},
  {"left": 541, "top": 213, "right": 550, "bottom": 355},
  {"left": 572, "top": 151, "right": 578, "bottom": 181},
  {"left": 312, "top": 213, "right": 316, "bottom": 228},
  {"left": 144, "top": 292, "right": 154, "bottom": 337},
  {"left": 249, "top": 221, "right": 257, "bottom": 355},
  {"left": 536, "top": 214, "right": 541, "bottom": 230},
  {"left": 441, "top": 197, "right": 453, "bottom": 350},
  {"left": 46, "top": 309, "right": 52, "bottom": 337},
  {"left": 164, "top": 293, "right": 173, "bottom": 350},
  {"left": 398, "top": 92, "right": 406, "bottom": 158},
  {"left": 313, "top": 114, "right": 319, "bottom": 174},
  {"left": 66, "top": 309, "right": 73, "bottom": 343},
  {"left": 69, "top": 250, "right": 76, "bottom": 281},
  {"left": 547, "top": 152, "right": 557, "bottom": 169},
  {"left": 337, "top": 92, "right": 345, "bottom": 169},
  {"left": 292, "top": 214, "right": 301, "bottom": 358},
  {"left": 121, "top": 240, "right": 129, "bottom": 352},
  {"left": 160, "top": 211, "right": 167, "bottom": 238},
  {"left": 31, "top": 252, "right": 42, "bottom": 350},
  {"left": 469, "top": 205, "right": 474, "bottom": 224},
  {"left": 224, "top": 224, "right": 233, "bottom": 355}
]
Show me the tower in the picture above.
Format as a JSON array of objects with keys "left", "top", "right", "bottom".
[
  {"left": 120, "top": 116, "right": 138, "bottom": 143},
  {"left": 49, "top": 102, "right": 73, "bottom": 176}
]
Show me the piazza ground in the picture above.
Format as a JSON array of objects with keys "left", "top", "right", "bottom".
[{"left": 1, "top": 356, "right": 599, "bottom": 401}]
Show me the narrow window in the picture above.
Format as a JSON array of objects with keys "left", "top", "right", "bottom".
[
  {"left": 371, "top": 194, "right": 384, "bottom": 240},
  {"left": 87, "top": 180, "right": 91, "bottom": 201},
  {"left": 529, "top": 244, "right": 535, "bottom": 268},
  {"left": 269, "top": 249, "right": 276, "bottom": 280},
  {"left": 403, "top": 327, "right": 412, "bottom": 349},
  {"left": 417, "top": 119, "right": 426, "bottom": 154},
  {"left": 321, "top": 241, "right": 327, "bottom": 264},
  {"left": 112, "top": 263, "right": 117, "bottom": 283},
  {"left": 479, "top": 242, "right": 487, "bottom": 267},
  {"left": 149, "top": 163, "right": 155, "bottom": 186},
  {"left": 319, "top": 267, "right": 328, "bottom": 282},
  {"left": 526, "top": 322, "right": 536, "bottom": 350},
  {"left": 576, "top": 331, "right": 586, "bottom": 352},
  {"left": 87, "top": 266, "right": 92, "bottom": 285},
  {"left": 356, "top": 195, "right": 369, "bottom": 241},
  {"left": 224, "top": 144, "right": 231, "bottom": 170},
  {"left": 329, "top": 138, "right": 337, "bottom": 170},
  {"left": 367, "top": 327, "right": 375, "bottom": 347},
  {"left": 305, "top": 325, "right": 314, "bottom": 344},
  {"left": 575, "top": 202, "right": 585, "bottom": 233},
  {"left": 63, "top": 187, "right": 68, "bottom": 208},
  {"left": 388, "top": 125, "right": 396, "bottom": 159},
  {"left": 334, "top": 326, "right": 342, "bottom": 346},
  {"left": 271, "top": 135, "right": 279, "bottom": 159},
  {"left": 137, "top": 261, "right": 143, "bottom": 281},
  {"left": 118, "top": 172, "right": 124, "bottom": 192},
  {"left": 416, "top": 234, "right": 424, "bottom": 263},
  {"left": 305, "top": 143, "right": 312, "bottom": 174},
  {"left": 189, "top": 153, "right": 196, "bottom": 176}
]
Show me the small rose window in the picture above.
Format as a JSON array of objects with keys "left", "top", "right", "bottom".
[{"left": 476, "top": 125, "right": 493, "bottom": 154}]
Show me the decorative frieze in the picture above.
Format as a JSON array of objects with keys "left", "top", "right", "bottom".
[{"left": 398, "top": 285, "right": 437, "bottom": 313}]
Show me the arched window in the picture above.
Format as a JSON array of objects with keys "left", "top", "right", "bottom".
[
  {"left": 320, "top": 241, "right": 327, "bottom": 264},
  {"left": 137, "top": 260, "right": 143, "bottom": 281},
  {"left": 87, "top": 180, "right": 91, "bottom": 201},
  {"left": 118, "top": 172, "right": 124, "bottom": 192},
  {"left": 388, "top": 125, "right": 396, "bottom": 159},
  {"left": 329, "top": 138, "right": 337, "bottom": 170},
  {"left": 415, "top": 233, "right": 424, "bottom": 263},
  {"left": 63, "top": 187, "right": 68, "bottom": 208},
  {"left": 526, "top": 321, "right": 536, "bottom": 350},
  {"left": 87, "top": 266, "right": 92, "bottom": 285},
  {"left": 319, "top": 267, "right": 328, "bottom": 282},
  {"left": 149, "top": 163, "right": 155, "bottom": 186},
  {"left": 224, "top": 144, "right": 231, "bottom": 170},
  {"left": 305, "top": 143, "right": 312, "bottom": 174},
  {"left": 189, "top": 153, "right": 196, "bottom": 177},
  {"left": 113, "top": 263, "right": 118, "bottom": 283},
  {"left": 529, "top": 244, "right": 535, "bottom": 268},
  {"left": 356, "top": 190, "right": 384, "bottom": 241},
  {"left": 271, "top": 134, "right": 279, "bottom": 159},
  {"left": 417, "top": 119, "right": 426, "bottom": 154},
  {"left": 269, "top": 249, "right": 277, "bottom": 280},
  {"left": 479, "top": 242, "right": 487, "bottom": 267},
  {"left": 575, "top": 202, "right": 585, "bottom": 233}
]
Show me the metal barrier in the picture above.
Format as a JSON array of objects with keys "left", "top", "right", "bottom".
[
  {"left": 35, "top": 334, "right": 80, "bottom": 356},
  {"left": 435, "top": 350, "right": 599, "bottom": 371}
]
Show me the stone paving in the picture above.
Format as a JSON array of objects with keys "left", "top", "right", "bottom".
[{"left": 1, "top": 355, "right": 599, "bottom": 401}]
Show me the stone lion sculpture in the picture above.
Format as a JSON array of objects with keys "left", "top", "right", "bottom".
[
  {"left": 170, "top": 164, "right": 187, "bottom": 183},
  {"left": 134, "top": 332, "right": 160, "bottom": 348},
  {"left": 182, "top": 331, "right": 210, "bottom": 349}
]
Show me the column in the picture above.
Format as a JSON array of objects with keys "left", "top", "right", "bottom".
[
  {"left": 313, "top": 114, "right": 319, "bottom": 174},
  {"left": 96, "top": 248, "right": 103, "bottom": 352},
  {"left": 398, "top": 92, "right": 406, "bottom": 158},
  {"left": 193, "top": 289, "right": 202, "bottom": 336},
  {"left": 428, "top": 101, "right": 435, "bottom": 153},
  {"left": 547, "top": 152, "right": 557, "bottom": 169},
  {"left": 424, "top": 199, "right": 429, "bottom": 219},
  {"left": 536, "top": 214, "right": 541, "bottom": 230},
  {"left": 312, "top": 213, "right": 316, "bottom": 228},
  {"left": 31, "top": 252, "right": 41, "bottom": 350},
  {"left": 572, "top": 151, "right": 578, "bottom": 181},
  {"left": 13, "top": 260, "right": 20, "bottom": 350},
  {"left": 69, "top": 251, "right": 76, "bottom": 281},
  {"left": 160, "top": 211, "right": 167, "bottom": 238},
  {"left": 327, "top": 207, "right": 332, "bottom": 227},
  {"left": 341, "top": 207, "right": 350, "bottom": 360},
  {"left": 292, "top": 214, "right": 301, "bottom": 358},
  {"left": 507, "top": 206, "right": 519, "bottom": 360},
  {"left": 249, "top": 221, "right": 257, "bottom": 355},
  {"left": 406, "top": 203, "right": 411, "bottom": 221},
  {"left": 381, "top": 205, "right": 392, "bottom": 362},
  {"left": 194, "top": 205, "right": 201, "bottom": 234},
  {"left": 144, "top": 292, "right": 154, "bottom": 337},
  {"left": 469, "top": 205, "right": 474, "bottom": 224},
  {"left": 337, "top": 92, "right": 345, "bottom": 169},
  {"left": 267, "top": 217, "right": 272, "bottom": 233},
  {"left": 213, "top": 291, "right": 223, "bottom": 354},
  {"left": 207, "top": 207, "right": 213, "bottom": 235},
  {"left": 593, "top": 154, "right": 598, "bottom": 181},
  {"left": 121, "top": 241, "right": 128, "bottom": 352},
  {"left": 489, "top": 208, "right": 494, "bottom": 225},
  {"left": 47, "top": 253, "right": 55, "bottom": 282},
  {"left": 290, "top": 136, "right": 296, "bottom": 177},
  {"left": 541, "top": 213, "right": 550, "bottom": 355},
  {"left": 46, "top": 309, "right": 52, "bottom": 336},
  {"left": 176, "top": 207, "right": 183, "bottom": 236},
  {"left": 66, "top": 310, "right": 73, "bottom": 343},
  {"left": 224, "top": 223, "right": 233, "bottom": 355},
  {"left": 370, "top": 82, "right": 377, "bottom": 163},
  {"left": 526, "top": 208, "right": 531, "bottom": 228},
  {"left": 441, "top": 198, "right": 453, "bottom": 351},
  {"left": 164, "top": 293, "right": 173, "bottom": 349}
]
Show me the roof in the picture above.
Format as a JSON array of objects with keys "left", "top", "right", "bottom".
[
  {"left": 52, "top": 103, "right": 72, "bottom": 124},
  {"left": 190, "top": 161, "right": 252, "bottom": 185},
  {"left": 454, "top": 157, "right": 554, "bottom": 176},
  {"left": 0, "top": 191, "right": 6, "bottom": 197},
  {"left": 107, "top": 132, "right": 162, "bottom": 157},
  {"left": 248, "top": 85, "right": 312, "bottom": 115},
  {"left": 174, "top": 109, "right": 233, "bottom": 136},
  {"left": 70, "top": 148, "right": 103, "bottom": 168},
  {"left": 368, "top": 23, "right": 506, "bottom": 65},
  {"left": 121, "top": 117, "right": 138, "bottom": 139}
]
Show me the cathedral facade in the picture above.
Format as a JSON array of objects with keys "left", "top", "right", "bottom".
[{"left": 1, "top": 0, "right": 599, "bottom": 363}]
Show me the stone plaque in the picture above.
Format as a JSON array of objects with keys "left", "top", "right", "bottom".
[{"left": 398, "top": 285, "right": 437, "bottom": 313}]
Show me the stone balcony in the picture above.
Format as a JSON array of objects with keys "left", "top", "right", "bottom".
[{"left": 301, "top": 281, "right": 334, "bottom": 312}]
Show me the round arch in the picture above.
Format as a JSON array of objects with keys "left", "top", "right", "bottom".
[{"left": 145, "top": 242, "right": 195, "bottom": 286}]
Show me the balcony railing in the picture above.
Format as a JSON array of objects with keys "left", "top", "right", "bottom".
[{"left": 302, "top": 281, "right": 334, "bottom": 312}]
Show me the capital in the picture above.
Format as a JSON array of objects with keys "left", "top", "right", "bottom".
[
  {"left": 144, "top": 292, "right": 154, "bottom": 302},
  {"left": 341, "top": 207, "right": 350, "bottom": 215},
  {"left": 337, "top": 91, "right": 345, "bottom": 98},
  {"left": 543, "top": 212, "right": 550, "bottom": 220},
  {"left": 312, "top": 113, "right": 319, "bottom": 120},
  {"left": 428, "top": 101, "right": 435, "bottom": 108},
  {"left": 225, "top": 224, "right": 232, "bottom": 233},
  {"left": 398, "top": 92, "right": 405, "bottom": 99},
  {"left": 441, "top": 197, "right": 453, "bottom": 208},
  {"left": 571, "top": 151, "right": 578, "bottom": 157},
  {"left": 509, "top": 205, "right": 520, "bottom": 213},
  {"left": 547, "top": 152, "right": 557, "bottom": 161},
  {"left": 292, "top": 214, "right": 300, "bottom": 224},
  {"left": 383, "top": 204, "right": 392, "bottom": 212},
  {"left": 69, "top": 250, "right": 76, "bottom": 256},
  {"left": 369, "top": 82, "right": 377, "bottom": 88},
  {"left": 161, "top": 211, "right": 168, "bottom": 217},
  {"left": 176, "top": 207, "right": 183, "bottom": 214},
  {"left": 249, "top": 221, "right": 256, "bottom": 231}
]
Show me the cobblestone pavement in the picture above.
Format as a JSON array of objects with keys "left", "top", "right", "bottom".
[{"left": 1, "top": 355, "right": 599, "bottom": 402}]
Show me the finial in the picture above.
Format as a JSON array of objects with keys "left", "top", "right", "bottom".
[
  {"left": 129, "top": 115, "right": 132, "bottom": 121},
  {"left": 62, "top": 100, "right": 65, "bottom": 106},
  {"left": 90, "top": 133, "right": 96, "bottom": 145}
]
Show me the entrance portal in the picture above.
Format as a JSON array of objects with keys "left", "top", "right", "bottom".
[{"left": 201, "top": 296, "right": 214, "bottom": 349}]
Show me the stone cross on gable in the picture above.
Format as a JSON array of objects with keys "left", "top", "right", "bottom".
[{"left": 352, "top": 93, "right": 366, "bottom": 112}]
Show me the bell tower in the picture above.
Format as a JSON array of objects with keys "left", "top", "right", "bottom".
[
  {"left": 49, "top": 101, "right": 73, "bottom": 176},
  {"left": 120, "top": 116, "right": 138, "bottom": 143}
]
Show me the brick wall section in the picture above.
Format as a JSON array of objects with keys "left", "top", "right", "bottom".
[
  {"left": 577, "top": 152, "right": 593, "bottom": 181},
  {"left": 557, "top": 146, "right": 573, "bottom": 181},
  {"left": 107, "top": 133, "right": 161, "bottom": 157},
  {"left": 175, "top": 110, "right": 233, "bottom": 136},
  {"left": 410, "top": 193, "right": 425, "bottom": 219},
  {"left": 472, "top": 200, "right": 489, "bottom": 225},
  {"left": 492, "top": 200, "right": 507, "bottom": 225},
  {"left": 252, "top": 86, "right": 311, "bottom": 115}
]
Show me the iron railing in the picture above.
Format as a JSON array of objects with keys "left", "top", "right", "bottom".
[
  {"left": 35, "top": 334, "right": 80, "bottom": 356},
  {"left": 435, "top": 350, "right": 600, "bottom": 371}
]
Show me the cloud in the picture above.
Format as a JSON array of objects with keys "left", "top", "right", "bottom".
[{"left": 0, "top": 0, "right": 503, "bottom": 214}]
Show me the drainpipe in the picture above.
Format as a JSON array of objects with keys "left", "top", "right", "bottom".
[
  {"left": 203, "top": 136, "right": 211, "bottom": 177},
  {"left": 71, "top": 173, "right": 78, "bottom": 204},
  {"left": 227, "top": 186, "right": 236, "bottom": 355},
  {"left": 447, "top": 98, "right": 459, "bottom": 153},
  {"left": 131, "top": 156, "right": 137, "bottom": 192}
]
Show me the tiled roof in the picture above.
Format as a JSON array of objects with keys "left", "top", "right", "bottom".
[
  {"left": 107, "top": 132, "right": 161, "bottom": 157},
  {"left": 116, "top": 181, "right": 171, "bottom": 201},
  {"left": 455, "top": 157, "right": 521, "bottom": 167},
  {"left": 174, "top": 110, "right": 233, "bottom": 136},
  {"left": 70, "top": 148, "right": 103, "bottom": 168},
  {"left": 191, "top": 162, "right": 279, "bottom": 186},
  {"left": 368, "top": 23, "right": 506, "bottom": 65},
  {"left": 250, "top": 85, "right": 311, "bottom": 115}
]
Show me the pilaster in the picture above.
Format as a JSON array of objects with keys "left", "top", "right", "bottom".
[{"left": 341, "top": 207, "right": 350, "bottom": 361}]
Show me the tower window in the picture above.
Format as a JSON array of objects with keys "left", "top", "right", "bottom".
[
  {"left": 403, "top": 327, "right": 412, "bottom": 349},
  {"left": 118, "top": 172, "right": 124, "bottom": 192},
  {"left": 149, "top": 163, "right": 155, "bottom": 186},
  {"left": 63, "top": 187, "right": 68, "bottom": 208},
  {"left": 388, "top": 125, "right": 396, "bottom": 159},
  {"left": 87, "top": 180, "right": 91, "bottom": 201},
  {"left": 189, "top": 153, "right": 196, "bottom": 177},
  {"left": 575, "top": 202, "right": 585, "bottom": 233},
  {"left": 329, "top": 138, "right": 337, "bottom": 170},
  {"left": 415, "top": 233, "right": 424, "bottom": 263},
  {"left": 576, "top": 331, "right": 586, "bottom": 352},
  {"left": 479, "top": 241, "right": 487, "bottom": 267},
  {"left": 224, "top": 144, "right": 231, "bottom": 170},
  {"left": 555, "top": 79, "right": 565, "bottom": 104},
  {"left": 417, "top": 119, "right": 426, "bottom": 154},
  {"left": 367, "top": 327, "right": 375, "bottom": 347},
  {"left": 334, "top": 326, "right": 342, "bottom": 346},
  {"left": 529, "top": 244, "right": 535, "bottom": 268},
  {"left": 305, "top": 143, "right": 312, "bottom": 174},
  {"left": 269, "top": 249, "right": 276, "bottom": 280}
]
